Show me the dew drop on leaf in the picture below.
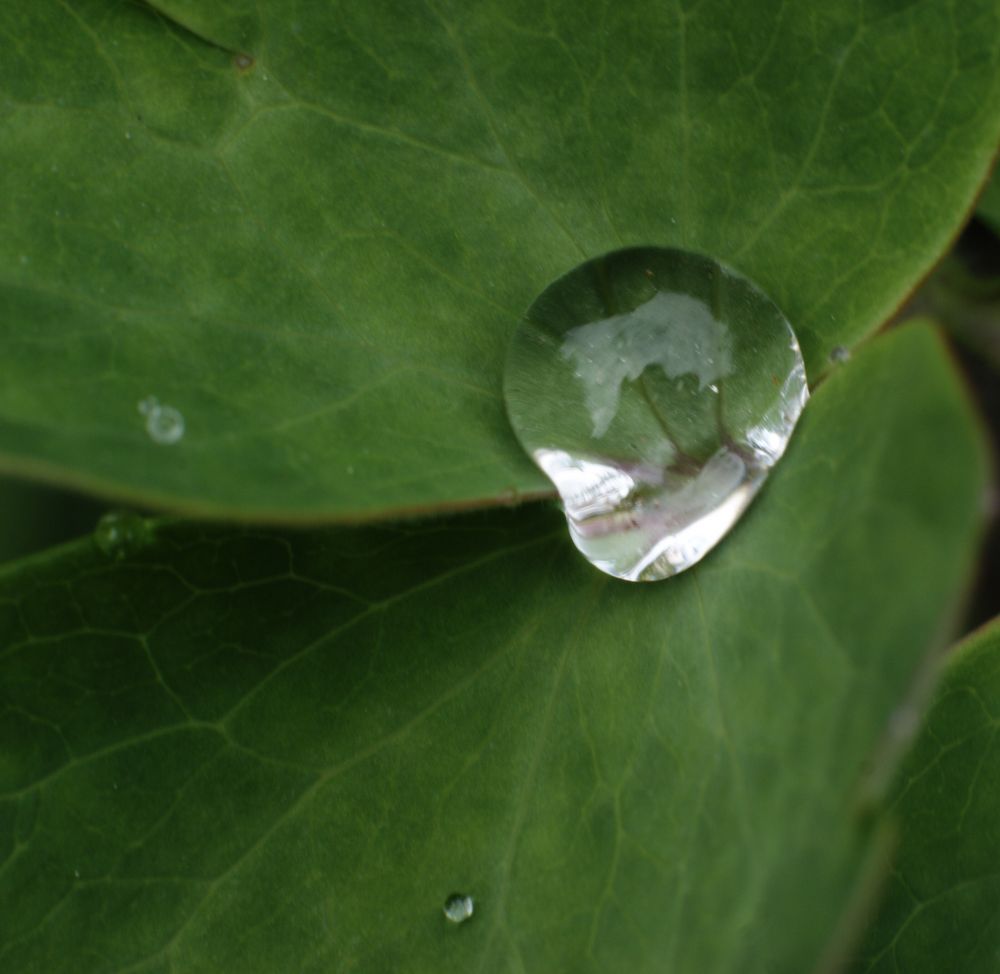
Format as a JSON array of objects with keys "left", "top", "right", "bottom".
[
  {"left": 94, "top": 511, "right": 151, "bottom": 559},
  {"left": 137, "top": 395, "right": 185, "bottom": 445},
  {"left": 829, "top": 345, "right": 851, "bottom": 364},
  {"left": 503, "top": 247, "right": 809, "bottom": 582},
  {"left": 443, "top": 893, "right": 474, "bottom": 924}
]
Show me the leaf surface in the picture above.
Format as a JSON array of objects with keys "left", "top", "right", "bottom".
[
  {"left": 1, "top": 1, "right": 999, "bottom": 518},
  {"left": 854, "top": 618, "right": 1000, "bottom": 972},
  {"left": 0, "top": 324, "right": 988, "bottom": 972}
]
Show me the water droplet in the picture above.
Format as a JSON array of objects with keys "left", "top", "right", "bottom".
[
  {"left": 829, "top": 345, "right": 850, "bottom": 364},
  {"left": 443, "top": 893, "right": 474, "bottom": 924},
  {"left": 73, "top": 869, "right": 80, "bottom": 878},
  {"left": 234, "top": 52, "right": 254, "bottom": 70},
  {"left": 125, "top": 130, "right": 132, "bottom": 140},
  {"left": 504, "top": 247, "right": 809, "bottom": 581},
  {"left": 94, "top": 511, "right": 151, "bottom": 559},
  {"left": 137, "top": 396, "right": 185, "bottom": 445}
]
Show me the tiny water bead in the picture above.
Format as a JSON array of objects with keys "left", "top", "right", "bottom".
[
  {"left": 138, "top": 395, "right": 185, "bottom": 445},
  {"left": 443, "top": 893, "right": 475, "bottom": 924},
  {"left": 94, "top": 511, "right": 151, "bottom": 559},
  {"left": 503, "top": 247, "right": 809, "bottom": 582},
  {"left": 829, "top": 345, "right": 851, "bottom": 364}
]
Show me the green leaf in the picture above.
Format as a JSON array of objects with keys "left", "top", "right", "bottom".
[
  {"left": 1, "top": 1, "right": 998, "bottom": 519},
  {"left": 853, "top": 617, "right": 1000, "bottom": 972},
  {"left": 0, "top": 324, "right": 987, "bottom": 972}
]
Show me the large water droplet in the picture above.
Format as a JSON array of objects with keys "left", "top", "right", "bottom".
[
  {"left": 138, "top": 396, "right": 185, "bottom": 445},
  {"left": 504, "top": 247, "right": 809, "bottom": 581},
  {"left": 443, "top": 893, "right": 474, "bottom": 924},
  {"left": 94, "top": 511, "right": 151, "bottom": 559}
]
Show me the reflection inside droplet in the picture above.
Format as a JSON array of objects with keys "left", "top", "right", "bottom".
[
  {"left": 503, "top": 247, "right": 809, "bottom": 582},
  {"left": 559, "top": 291, "right": 734, "bottom": 438}
]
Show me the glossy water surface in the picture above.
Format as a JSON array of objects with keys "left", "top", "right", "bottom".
[{"left": 504, "top": 247, "right": 808, "bottom": 581}]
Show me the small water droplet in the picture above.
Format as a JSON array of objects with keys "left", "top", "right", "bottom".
[
  {"left": 829, "top": 345, "right": 850, "bottom": 364},
  {"left": 234, "top": 52, "right": 254, "bottom": 70},
  {"left": 504, "top": 247, "right": 809, "bottom": 582},
  {"left": 137, "top": 396, "right": 185, "bottom": 445},
  {"left": 443, "top": 893, "right": 474, "bottom": 924},
  {"left": 19, "top": 254, "right": 28, "bottom": 265},
  {"left": 94, "top": 511, "right": 150, "bottom": 559},
  {"left": 73, "top": 869, "right": 80, "bottom": 878},
  {"left": 125, "top": 130, "right": 132, "bottom": 140},
  {"left": 346, "top": 465, "right": 355, "bottom": 475}
]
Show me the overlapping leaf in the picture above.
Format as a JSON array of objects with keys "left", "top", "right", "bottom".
[
  {"left": 854, "top": 618, "right": 1000, "bottom": 972},
  {"left": 0, "top": 324, "right": 987, "bottom": 972}
]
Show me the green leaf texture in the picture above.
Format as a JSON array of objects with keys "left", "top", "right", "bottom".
[
  {"left": 0, "top": 324, "right": 988, "bottom": 972},
  {"left": 854, "top": 618, "right": 1000, "bottom": 972},
  {"left": 1, "top": 0, "right": 999, "bottom": 519}
]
